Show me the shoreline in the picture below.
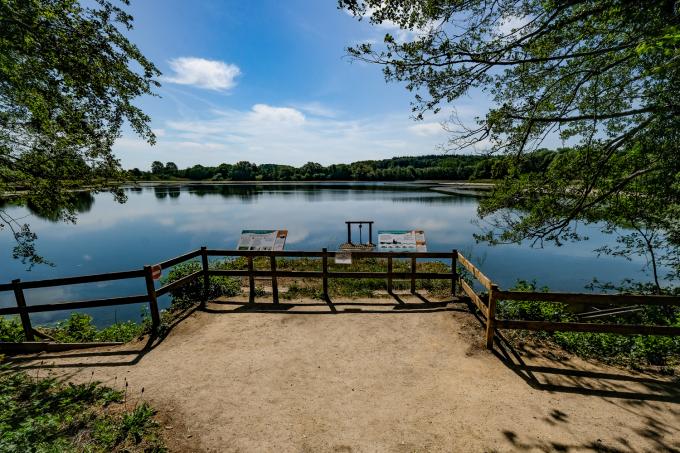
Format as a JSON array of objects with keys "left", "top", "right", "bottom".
[{"left": 2, "top": 179, "right": 495, "bottom": 199}]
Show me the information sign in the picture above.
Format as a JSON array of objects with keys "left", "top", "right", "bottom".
[
  {"left": 377, "top": 230, "right": 427, "bottom": 252},
  {"left": 237, "top": 230, "right": 288, "bottom": 251}
]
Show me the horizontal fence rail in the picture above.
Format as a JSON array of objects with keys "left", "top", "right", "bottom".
[
  {"left": 496, "top": 320, "right": 680, "bottom": 336},
  {"left": 1, "top": 246, "right": 679, "bottom": 350},
  {"left": 0, "top": 295, "right": 149, "bottom": 316},
  {"left": 208, "top": 270, "right": 454, "bottom": 279},
  {"left": 158, "top": 249, "right": 202, "bottom": 269},
  {"left": 206, "top": 249, "right": 455, "bottom": 258},
  {"left": 495, "top": 290, "right": 680, "bottom": 306}
]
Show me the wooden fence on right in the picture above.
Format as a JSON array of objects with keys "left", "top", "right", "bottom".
[{"left": 456, "top": 254, "right": 680, "bottom": 349}]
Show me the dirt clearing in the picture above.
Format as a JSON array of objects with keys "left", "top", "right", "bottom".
[{"left": 8, "top": 297, "right": 680, "bottom": 452}]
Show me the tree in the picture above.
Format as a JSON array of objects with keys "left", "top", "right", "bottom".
[
  {"left": 185, "top": 164, "right": 210, "bottom": 180},
  {"left": 1, "top": 0, "right": 160, "bottom": 265},
  {"left": 150, "top": 161, "right": 165, "bottom": 175},
  {"left": 342, "top": 0, "right": 680, "bottom": 290},
  {"left": 230, "top": 161, "right": 256, "bottom": 181},
  {"left": 164, "top": 162, "right": 178, "bottom": 176},
  {"left": 217, "top": 163, "right": 233, "bottom": 179},
  {"left": 300, "top": 161, "right": 326, "bottom": 180}
]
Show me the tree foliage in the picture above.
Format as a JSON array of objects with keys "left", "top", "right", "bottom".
[
  {"left": 132, "top": 152, "right": 559, "bottom": 182},
  {"left": 341, "top": 0, "right": 680, "bottom": 290},
  {"left": 0, "top": 0, "right": 159, "bottom": 265}
]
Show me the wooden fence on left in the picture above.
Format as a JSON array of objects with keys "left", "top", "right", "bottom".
[{"left": 0, "top": 248, "right": 204, "bottom": 342}]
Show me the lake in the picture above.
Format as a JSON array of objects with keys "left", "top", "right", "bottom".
[{"left": 0, "top": 182, "right": 652, "bottom": 326}]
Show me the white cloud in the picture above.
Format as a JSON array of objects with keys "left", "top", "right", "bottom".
[
  {"left": 113, "top": 100, "right": 504, "bottom": 169},
  {"left": 294, "top": 102, "right": 339, "bottom": 118},
  {"left": 409, "top": 122, "right": 444, "bottom": 136},
  {"left": 116, "top": 108, "right": 439, "bottom": 167},
  {"left": 248, "top": 104, "right": 305, "bottom": 125},
  {"left": 176, "top": 141, "right": 227, "bottom": 150},
  {"left": 164, "top": 57, "right": 241, "bottom": 90}
]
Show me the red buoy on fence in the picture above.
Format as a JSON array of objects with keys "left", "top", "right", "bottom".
[{"left": 151, "top": 264, "right": 162, "bottom": 280}]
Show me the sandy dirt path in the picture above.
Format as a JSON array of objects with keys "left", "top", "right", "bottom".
[{"left": 8, "top": 297, "right": 680, "bottom": 452}]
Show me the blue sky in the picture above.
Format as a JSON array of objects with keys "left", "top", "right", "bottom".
[{"left": 114, "top": 0, "right": 491, "bottom": 169}]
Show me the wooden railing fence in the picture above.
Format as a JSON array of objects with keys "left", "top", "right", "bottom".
[
  {"left": 1, "top": 247, "right": 679, "bottom": 349},
  {"left": 205, "top": 248, "right": 459, "bottom": 303},
  {"left": 456, "top": 255, "right": 680, "bottom": 348}
]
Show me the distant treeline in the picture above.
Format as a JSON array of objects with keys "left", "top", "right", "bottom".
[{"left": 128, "top": 150, "right": 560, "bottom": 181}]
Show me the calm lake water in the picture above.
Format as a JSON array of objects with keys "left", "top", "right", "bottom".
[{"left": 0, "top": 183, "right": 653, "bottom": 326}]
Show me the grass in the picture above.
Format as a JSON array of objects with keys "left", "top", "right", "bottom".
[
  {"left": 0, "top": 367, "right": 165, "bottom": 452},
  {"left": 220, "top": 256, "right": 453, "bottom": 299}
]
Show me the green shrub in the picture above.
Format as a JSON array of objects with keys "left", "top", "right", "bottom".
[
  {"left": 497, "top": 280, "right": 571, "bottom": 322},
  {"left": 2, "top": 313, "right": 144, "bottom": 344},
  {"left": 161, "top": 260, "right": 241, "bottom": 308},
  {"left": 51, "top": 313, "right": 98, "bottom": 342},
  {"left": 45, "top": 313, "right": 144, "bottom": 343},
  {"left": 95, "top": 320, "right": 145, "bottom": 343},
  {"left": 0, "top": 317, "right": 25, "bottom": 342}
]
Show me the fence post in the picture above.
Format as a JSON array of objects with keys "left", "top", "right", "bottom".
[
  {"left": 486, "top": 283, "right": 498, "bottom": 349},
  {"left": 143, "top": 266, "right": 161, "bottom": 331},
  {"left": 322, "top": 248, "right": 329, "bottom": 300},
  {"left": 387, "top": 256, "right": 393, "bottom": 294},
  {"left": 200, "top": 246, "right": 209, "bottom": 306},
  {"left": 247, "top": 256, "right": 255, "bottom": 303},
  {"left": 11, "top": 279, "right": 34, "bottom": 342},
  {"left": 410, "top": 257, "right": 416, "bottom": 294},
  {"left": 451, "top": 249, "right": 458, "bottom": 297},
  {"left": 270, "top": 255, "right": 279, "bottom": 304}
]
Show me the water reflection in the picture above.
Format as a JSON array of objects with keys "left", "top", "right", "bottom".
[
  {"left": 168, "top": 187, "right": 181, "bottom": 198},
  {"left": 44, "top": 192, "right": 95, "bottom": 219},
  {"left": 0, "top": 192, "right": 96, "bottom": 221},
  {"left": 154, "top": 186, "right": 168, "bottom": 199},
  {"left": 0, "top": 183, "right": 655, "bottom": 326},
  {"left": 390, "top": 195, "right": 472, "bottom": 205}
]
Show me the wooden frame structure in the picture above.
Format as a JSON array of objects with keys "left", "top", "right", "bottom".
[
  {"left": 1, "top": 247, "right": 679, "bottom": 349},
  {"left": 345, "top": 220, "right": 374, "bottom": 245}
]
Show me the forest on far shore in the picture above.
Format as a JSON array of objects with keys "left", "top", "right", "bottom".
[{"left": 131, "top": 149, "right": 560, "bottom": 181}]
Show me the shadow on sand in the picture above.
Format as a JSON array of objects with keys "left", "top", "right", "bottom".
[
  {"left": 455, "top": 309, "right": 680, "bottom": 404},
  {"left": 203, "top": 292, "right": 465, "bottom": 315},
  {"left": 4, "top": 304, "right": 201, "bottom": 371},
  {"left": 7, "top": 295, "right": 680, "bottom": 408}
]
